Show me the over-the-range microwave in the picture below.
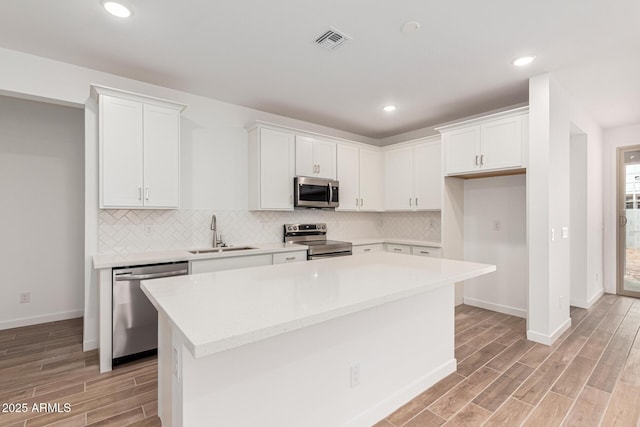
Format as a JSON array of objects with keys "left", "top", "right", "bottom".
[{"left": 294, "top": 176, "right": 339, "bottom": 209}]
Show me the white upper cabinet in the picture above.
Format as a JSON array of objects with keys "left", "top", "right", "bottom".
[
  {"left": 295, "top": 136, "right": 336, "bottom": 179},
  {"left": 439, "top": 107, "right": 528, "bottom": 176},
  {"left": 359, "top": 148, "right": 384, "bottom": 211},
  {"left": 143, "top": 104, "right": 181, "bottom": 208},
  {"left": 413, "top": 142, "right": 442, "bottom": 210},
  {"left": 336, "top": 144, "right": 359, "bottom": 211},
  {"left": 384, "top": 139, "right": 441, "bottom": 211},
  {"left": 385, "top": 146, "right": 413, "bottom": 210},
  {"left": 336, "top": 145, "right": 383, "bottom": 211},
  {"left": 93, "top": 86, "right": 186, "bottom": 209},
  {"left": 248, "top": 127, "right": 295, "bottom": 211}
]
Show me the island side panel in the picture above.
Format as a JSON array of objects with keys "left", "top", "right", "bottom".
[
  {"left": 97, "top": 268, "right": 112, "bottom": 373},
  {"left": 178, "top": 285, "right": 455, "bottom": 427}
]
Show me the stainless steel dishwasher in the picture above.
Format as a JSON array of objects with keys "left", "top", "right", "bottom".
[{"left": 112, "top": 262, "right": 188, "bottom": 365}]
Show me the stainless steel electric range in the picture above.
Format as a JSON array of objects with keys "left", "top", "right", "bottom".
[{"left": 283, "top": 223, "right": 352, "bottom": 260}]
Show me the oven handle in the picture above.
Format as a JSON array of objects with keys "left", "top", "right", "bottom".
[
  {"left": 308, "top": 251, "right": 352, "bottom": 260},
  {"left": 328, "top": 183, "right": 333, "bottom": 204}
]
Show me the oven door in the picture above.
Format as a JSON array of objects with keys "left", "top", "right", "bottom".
[{"left": 294, "top": 176, "right": 339, "bottom": 208}]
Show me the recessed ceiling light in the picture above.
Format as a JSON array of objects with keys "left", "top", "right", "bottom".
[
  {"left": 401, "top": 21, "right": 421, "bottom": 34},
  {"left": 102, "top": 1, "right": 133, "bottom": 18},
  {"left": 512, "top": 56, "right": 535, "bottom": 67},
  {"left": 383, "top": 105, "right": 397, "bottom": 112}
]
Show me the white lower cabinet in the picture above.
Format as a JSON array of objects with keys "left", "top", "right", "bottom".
[
  {"left": 352, "top": 243, "right": 384, "bottom": 255},
  {"left": 272, "top": 251, "right": 307, "bottom": 264},
  {"left": 190, "top": 254, "right": 272, "bottom": 275},
  {"left": 385, "top": 243, "right": 442, "bottom": 258},
  {"left": 411, "top": 246, "right": 443, "bottom": 258},
  {"left": 385, "top": 244, "right": 412, "bottom": 255}
]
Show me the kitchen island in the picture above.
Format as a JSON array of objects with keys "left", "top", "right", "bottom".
[{"left": 141, "top": 252, "right": 495, "bottom": 427}]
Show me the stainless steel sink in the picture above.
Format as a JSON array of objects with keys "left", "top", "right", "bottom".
[{"left": 188, "top": 246, "right": 257, "bottom": 254}]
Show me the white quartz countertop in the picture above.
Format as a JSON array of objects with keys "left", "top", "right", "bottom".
[
  {"left": 92, "top": 242, "right": 307, "bottom": 269},
  {"left": 350, "top": 238, "right": 442, "bottom": 247},
  {"left": 141, "top": 252, "right": 495, "bottom": 359}
]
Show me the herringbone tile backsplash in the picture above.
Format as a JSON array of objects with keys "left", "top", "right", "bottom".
[{"left": 98, "top": 209, "right": 441, "bottom": 255}]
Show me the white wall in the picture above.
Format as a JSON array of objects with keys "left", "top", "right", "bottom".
[
  {"left": 527, "top": 74, "right": 604, "bottom": 345},
  {"left": 603, "top": 123, "right": 640, "bottom": 293},
  {"left": 463, "top": 175, "right": 528, "bottom": 318},
  {"left": 570, "top": 132, "right": 589, "bottom": 307},
  {"left": 0, "top": 95, "right": 84, "bottom": 329}
]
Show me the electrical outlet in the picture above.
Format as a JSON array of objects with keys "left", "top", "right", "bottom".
[
  {"left": 350, "top": 363, "right": 361, "bottom": 388},
  {"left": 144, "top": 225, "right": 153, "bottom": 236},
  {"left": 551, "top": 228, "right": 555, "bottom": 241},
  {"left": 19, "top": 292, "right": 30, "bottom": 304}
]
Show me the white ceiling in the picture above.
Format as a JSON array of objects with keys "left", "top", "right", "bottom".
[{"left": 0, "top": 0, "right": 638, "bottom": 138}]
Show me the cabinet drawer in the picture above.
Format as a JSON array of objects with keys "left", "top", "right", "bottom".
[
  {"left": 385, "top": 243, "right": 411, "bottom": 255},
  {"left": 411, "top": 246, "right": 442, "bottom": 258},
  {"left": 190, "top": 254, "right": 272, "bottom": 275},
  {"left": 272, "top": 251, "right": 307, "bottom": 264},
  {"left": 353, "top": 244, "right": 384, "bottom": 255}
]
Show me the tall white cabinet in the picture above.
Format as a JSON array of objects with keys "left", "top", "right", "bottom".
[
  {"left": 92, "top": 85, "right": 186, "bottom": 209},
  {"left": 248, "top": 126, "right": 295, "bottom": 211},
  {"left": 384, "top": 138, "right": 442, "bottom": 211}
]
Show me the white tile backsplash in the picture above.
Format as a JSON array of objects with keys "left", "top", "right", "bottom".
[{"left": 98, "top": 209, "right": 441, "bottom": 255}]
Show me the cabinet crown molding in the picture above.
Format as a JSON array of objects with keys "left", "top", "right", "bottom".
[
  {"left": 90, "top": 84, "right": 187, "bottom": 112},
  {"left": 435, "top": 106, "right": 528, "bottom": 133}
]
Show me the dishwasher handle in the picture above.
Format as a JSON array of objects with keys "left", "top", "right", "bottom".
[{"left": 114, "top": 269, "right": 188, "bottom": 281}]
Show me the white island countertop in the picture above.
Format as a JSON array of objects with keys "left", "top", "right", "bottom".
[{"left": 141, "top": 252, "right": 495, "bottom": 359}]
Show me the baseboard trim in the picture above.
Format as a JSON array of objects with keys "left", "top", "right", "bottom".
[
  {"left": 0, "top": 310, "right": 83, "bottom": 331},
  {"left": 463, "top": 297, "right": 527, "bottom": 318},
  {"left": 587, "top": 289, "right": 605, "bottom": 307},
  {"left": 345, "top": 358, "right": 457, "bottom": 427},
  {"left": 570, "top": 288, "right": 605, "bottom": 309},
  {"left": 83, "top": 339, "right": 98, "bottom": 352},
  {"left": 527, "top": 317, "right": 572, "bottom": 346}
]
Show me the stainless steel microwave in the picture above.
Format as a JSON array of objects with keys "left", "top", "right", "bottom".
[{"left": 294, "top": 176, "right": 339, "bottom": 209}]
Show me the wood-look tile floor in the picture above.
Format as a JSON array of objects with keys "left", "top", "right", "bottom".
[
  {"left": 0, "top": 318, "right": 160, "bottom": 427},
  {"left": 2, "top": 294, "right": 640, "bottom": 427},
  {"left": 375, "top": 293, "right": 640, "bottom": 427}
]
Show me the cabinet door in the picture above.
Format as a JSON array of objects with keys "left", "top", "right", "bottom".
[
  {"left": 359, "top": 148, "right": 384, "bottom": 211},
  {"left": 336, "top": 145, "right": 359, "bottom": 211},
  {"left": 100, "top": 95, "right": 144, "bottom": 207},
  {"left": 314, "top": 139, "right": 337, "bottom": 179},
  {"left": 272, "top": 251, "right": 307, "bottom": 264},
  {"left": 480, "top": 115, "right": 523, "bottom": 171},
  {"left": 413, "top": 142, "right": 442, "bottom": 210},
  {"left": 295, "top": 136, "right": 315, "bottom": 177},
  {"left": 385, "top": 243, "right": 411, "bottom": 254},
  {"left": 384, "top": 146, "right": 413, "bottom": 210},
  {"left": 261, "top": 129, "right": 295, "bottom": 210},
  {"left": 443, "top": 126, "right": 480, "bottom": 175},
  {"left": 411, "top": 246, "right": 443, "bottom": 257},
  {"left": 143, "top": 104, "right": 181, "bottom": 208}
]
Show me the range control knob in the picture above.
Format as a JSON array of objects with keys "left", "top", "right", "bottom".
[
  {"left": 321, "top": 224, "right": 326, "bottom": 230},
  {"left": 293, "top": 226, "right": 298, "bottom": 231},
  {"left": 287, "top": 226, "right": 292, "bottom": 231}
]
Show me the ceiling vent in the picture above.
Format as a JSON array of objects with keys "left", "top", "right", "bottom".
[{"left": 315, "top": 28, "right": 351, "bottom": 50}]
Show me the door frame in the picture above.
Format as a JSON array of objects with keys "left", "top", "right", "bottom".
[{"left": 617, "top": 145, "right": 640, "bottom": 297}]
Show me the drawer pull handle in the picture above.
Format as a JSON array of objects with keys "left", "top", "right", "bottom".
[
  {"left": 394, "top": 248, "right": 402, "bottom": 252},
  {"left": 421, "top": 251, "right": 430, "bottom": 254},
  {"left": 364, "top": 248, "right": 371, "bottom": 252},
  {"left": 286, "top": 257, "right": 295, "bottom": 261}
]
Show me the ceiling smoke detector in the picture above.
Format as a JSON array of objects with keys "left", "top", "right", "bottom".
[{"left": 315, "top": 28, "right": 352, "bottom": 50}]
